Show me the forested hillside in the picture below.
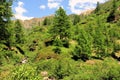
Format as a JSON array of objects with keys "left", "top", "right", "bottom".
[{"left": 1, "top": 0, "right": 120, "bottom": 80}]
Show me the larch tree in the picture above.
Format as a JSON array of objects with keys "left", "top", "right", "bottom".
[
  {"left": 95, "top": 2, "right": 100, "bottom": 13},
  {"left": 72, "top": 29, "right": 93, "bottom": 61},
  {"left": 0, "top": 0, "right": 13, "bottom": 47},
  {"left": 14, "top": 20, "right": 24, "bottom": 44},
  {"left": 73, "top": 14, "right": 80, "bottom": 25},
  {"left": 50, "top": 7, "right": 71, "bottom": 41},
  {"left": 43, "top": 17, "right": 50, "bottom": 26}
]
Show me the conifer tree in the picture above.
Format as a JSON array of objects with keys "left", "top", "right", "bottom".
[
  {"left": 43, "top": 17, "right": 49, "bottom": 26},
  {"left": 14, "top": 20, "right": 24, "bottom": 44},
  {"left": 0, "top": 0, "right": 13, "bottom": 47},
  {"left": 95, "top": 2, "right": 100, "bottom": 13},
  {"left": 50, "top": 7, "right": 71, "bottom": 40},
  {"left": 72, "top": 29, "right": 93, "bottom": 61},
  {"left": 73, "top": 14, "right": 80, "bottom": 25}
]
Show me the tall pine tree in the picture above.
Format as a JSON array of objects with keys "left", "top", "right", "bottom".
[
  {"left": 14, "top": 20, "right": 24, "bottom": 44},
  {"left": 73, "top": 14, "right": 80, "bottom": 25},
  {"left": 72, "top": 29, "right": 93, "bottom": 61},
  {"left": 0, "top": 0, "right": 13, "bottom": 47},
  {"left": 50, "top": 7, "right": 71, "bottom": 40},
  {"left": 95, "top": 2, "right": 100, "bottom": 13}
]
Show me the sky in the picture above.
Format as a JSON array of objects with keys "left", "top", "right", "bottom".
[{"left": 12, "top": 0, "right": 108, "bottom": 20}]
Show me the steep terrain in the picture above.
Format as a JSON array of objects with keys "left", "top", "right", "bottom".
[
  {"left": 1, "top": 0, "right": 120, "bottom": 80},
  {"left": 20, "top": 15, "right": 54, "bottom": 28},
  {"left": 20, "top": 10, "right": 93, "bottom": 28}
]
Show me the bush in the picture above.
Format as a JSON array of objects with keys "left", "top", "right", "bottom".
[
  {"left": 53, "top": 38, "right": 63, "bottom": 47},
  {"left": 71, "top": 45, "right": 90, "bottom": 61},
  {"left": 53, "top": 47, "right": 61, "bottom": 54},
  {"left": 36, "top": 59, "right": 77, "bottom": 79},
  {"left": 114, "top": 43, "right": 120, "bottom": 52},
  {"left": 64, "top": 58, "right": 120, "bottom": 80},
  {"left": 62, "top": 39, "right": 69, "bottom": 48},
  {"left": 8, "top": 64, "right": 42, "bottom": 80}
]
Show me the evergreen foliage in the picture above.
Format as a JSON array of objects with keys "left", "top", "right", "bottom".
[
  {"left": 107, "top": 0, "right": 117, "bottom": 22},
  {"left": 72, "top": 29, "right": 93, "bottom": 61},
  {"left": 50, "top": 7, "right": 71, "bottom": 40},
  {"left": 0, "top": 0, "right": 13, "bottom": 47},
  {"left": 70, "top": 14, "right": 80, "bottom": 25},
  {"left": 14, "top": 20, "right": 24, "bottom": 44},
  {"left": 95, "top": 2, "right": 100, "bottom": 13},
  {"left": 43, "top": 17, "right": 51, "bottom": 26}
]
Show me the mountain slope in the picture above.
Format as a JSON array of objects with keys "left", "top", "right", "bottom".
[{"left": 1, "top": 0, "right": 120, "bottom": 80}]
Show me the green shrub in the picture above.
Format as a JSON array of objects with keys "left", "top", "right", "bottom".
[
  {"left": 53, "top": 38, "right": 63, "bottom": 47},
  {"left": 53, "top": 47, "right": 61, "bottom": 54},
  {"left": 36, "top": 59, "right": 77, "bottom": 79},
  {"left": 62, "top": 39, "right": 69, "bottom": 48},
  {"left": 71, "top": 45, "right": 90, "bottom": 61},
  {"left": 8, "top": 64, "right": 42, "bottom": 80},
  {"left": 114, "top": 43, "right": 120, "bottom": 52}
]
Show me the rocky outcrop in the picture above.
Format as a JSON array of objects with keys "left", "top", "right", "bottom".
[{"left": 20, "top": 15, "right": 54, "bottom": 28}]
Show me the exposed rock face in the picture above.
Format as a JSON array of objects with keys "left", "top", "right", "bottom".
[
  {"left": 19, "top": 15, "right": 54, "bottom": 28},
  {"left": 21, "top": 18, "right": 44, "bottom": 28},
  {"left": 81, "top": 9, "right": 94, "bottom": 16}
]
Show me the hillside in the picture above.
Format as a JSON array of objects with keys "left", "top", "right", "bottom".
[
  {"left": 20, "top": 15, "right": 54, "bottom": 28},
  {"left": 1, "top": 0, "right": 120, "bottom": 80},
  {"left": 20, "top": 10, "right": 93, "bottom": 28}
]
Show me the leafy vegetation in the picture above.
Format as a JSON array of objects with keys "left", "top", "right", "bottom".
[{"left": 1, "top": 0, "right": 120, "bottom": 80}]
